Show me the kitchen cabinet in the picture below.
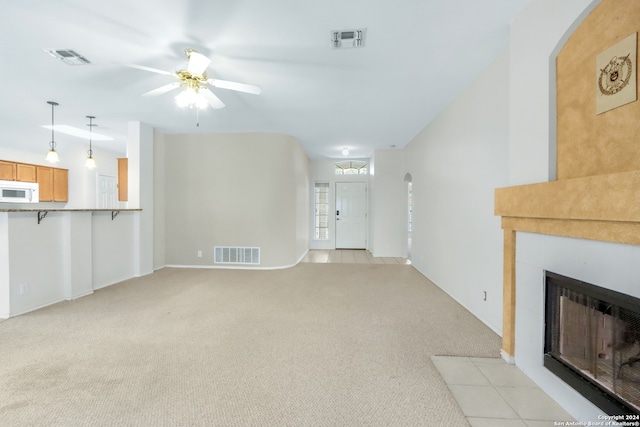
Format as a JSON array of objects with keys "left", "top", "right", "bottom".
[
  {"left": 36, "top": 166, "right": 68, "bottom": 202},
  {"left": 37, "top": 166, "right": 53, "bottom": 201},
  {"left": 53, "top": 168, "right": 68, "bottom": 202},
  {"left": 16, "top": 163, "right": 37, "bottom": 182},
  {"left": 118, "top": 158, "right": 128, "bottom": 201},
  {"left": 0, "top": 161, "right": 16, "bottom": 180},
  {"left": 1, "top": 160, "right": 68, "bottom": 202}
]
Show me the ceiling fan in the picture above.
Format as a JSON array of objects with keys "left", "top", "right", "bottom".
[{"left": 128, "top": 49, "right": 261, "bottom": 109}]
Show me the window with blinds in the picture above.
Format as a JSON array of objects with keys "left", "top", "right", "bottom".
[{"left": 314, "top": 183, "right": 329, "bottom": 240}]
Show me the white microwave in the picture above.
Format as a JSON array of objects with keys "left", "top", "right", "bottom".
[{"left": 0, "top": 180, "right": 39, "bottom": 203}]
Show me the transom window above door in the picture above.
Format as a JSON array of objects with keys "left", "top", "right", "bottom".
[{"left": 335, "top": 161, "right": 367, "bottom": 175}]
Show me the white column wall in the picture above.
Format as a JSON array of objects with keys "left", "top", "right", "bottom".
[
  {"left": 153, "top": 131, "right": 166, "bottom": 270},
  {"left": 92, "top": 211, "right": 135, "bottom": 289},
  {"left": 127, "top": 121, "right": 154, "bottom": 277},
  {"left": 369, "top": 149, "right": 406, "bottom": 258},
  {"left": 0, "top": 213, "right": 10, "bottom": 318}
]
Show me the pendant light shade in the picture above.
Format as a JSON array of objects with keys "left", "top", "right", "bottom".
[
  {"left": 46, "top": 101, "right": 60, "bottom": 163},
  {"left": 85, "top": 115, "right": 96, "bottom": 169}
]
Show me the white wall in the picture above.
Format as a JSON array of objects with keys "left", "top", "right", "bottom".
[
  {"left": 162, "top": 132, "right": 309, "bottom": 269},
  {"left": 509, "top": 0, "right": 599, "bottom": 185},
  {"left": 292, "top": 141, "right": 310, "bottom": 259},
  {"left": 403, "top": 48, "right": 510, "bottom": 335},
  {"left": 369, "top": 149, "right": 406, "bottom": 258},
  {"left": 92, "top": 211, "right": 135, "bottom": 289},
  {"left": 127, "top": 121, "right": 154, "bottom": 277},
  {"left": 7, "top": 212, "right": 66, "bottom": 316},
  {"left": 153, "top": 131, "right": 166, "bottom": 270}
]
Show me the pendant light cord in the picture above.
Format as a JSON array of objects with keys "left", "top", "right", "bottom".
[
  {"left": 87, "top": 115, "right": 94, "bottom": 157},
  {"left": 47, "top": 101, "right": 58, "bottom": 151},
  {"left": 50, "top": 104, "right": 54, "bottom": 149}
]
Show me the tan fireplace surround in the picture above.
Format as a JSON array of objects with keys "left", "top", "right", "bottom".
[{"left": 494, "top": 0, "right": 640, "bottom": 358}]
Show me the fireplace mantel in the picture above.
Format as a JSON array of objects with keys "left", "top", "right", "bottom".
[{"left": 495, "top": 170, "right": 640, "bottom": 359}]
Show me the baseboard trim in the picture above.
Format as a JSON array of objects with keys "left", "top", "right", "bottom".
[
  {"left": 9, "top": 298, "right": 66, "bottom": 318},
  {"left": 166, "top": 250, "right": 309, "bottom": 271},
  {"left": 69, "top": 290, "right": 94, "bottom": 300},
  {"left": 93, "top": 276, "right": 131, "bottom": 291},
  {"left": 500, "top": 349, "right": 516, "bottom": 364}
]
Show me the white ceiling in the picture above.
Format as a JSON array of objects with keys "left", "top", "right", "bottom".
[{"left": 0, "top": 0, "right": 529, "bottom": 160}]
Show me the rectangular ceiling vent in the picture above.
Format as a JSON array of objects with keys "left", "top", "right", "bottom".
[
  {"left": 44, "top": 49, "right": 91, "bottom": 65},
  {"left": 331, "top": 29, "right": 366, "bottom": 49},
  {"left": 214, "top": 246, "right": 260, "bottom": 265}
]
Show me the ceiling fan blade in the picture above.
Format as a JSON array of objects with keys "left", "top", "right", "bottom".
[
  {"left": 142, "top": 82, "right": 181, "bottom": 97},
  {"left": 200, "top": 88, "right": 225, "bottom": 109},
  {"left": 207, "top": 79, "right": 262, "bottom": 95},
  {"left": 187, "top": 51, "right": 211, "bottom": 77},
  {"left": 124, "top": 63, "right": 175, "bottom": 76}
]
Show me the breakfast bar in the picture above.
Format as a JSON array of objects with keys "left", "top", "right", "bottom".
[{"left": 0, "top": 208, "right": 142, "bottom": 318}]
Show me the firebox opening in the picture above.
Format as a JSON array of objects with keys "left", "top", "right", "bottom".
[{"left": 544, "top": 271, "right": 640, "bottom": 415}]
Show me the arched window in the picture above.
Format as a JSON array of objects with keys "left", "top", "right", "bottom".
[{"left": 335, "top": 160, "right": 367, "bottom": 175}]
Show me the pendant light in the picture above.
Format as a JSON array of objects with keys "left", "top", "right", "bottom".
[
  {"left": 45, "top": 101, "right": 60, "bottom": 163},
  {"left": 85, "top": 115, "right": 96, "bottom": 169}
]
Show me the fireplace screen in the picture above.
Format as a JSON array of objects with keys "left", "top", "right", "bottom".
[{"left": 545, "top": 271, "right": 640, "bottom": 415}]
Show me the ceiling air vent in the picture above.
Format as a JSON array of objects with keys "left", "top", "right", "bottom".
[
  {"left": 44, "top": 49, "right": 91, "bottom": 65},
  {"left": 331, "top": 29, "right": 366, "bottom": 49}
]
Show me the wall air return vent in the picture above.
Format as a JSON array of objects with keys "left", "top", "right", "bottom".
[
  {"left": 44, "top": 49, "right": 91, "bottom": 65},
  {"left": 331, "top": 29, "right": 366, "bottom": 49},
  {"left": 214, "top": 246, "right": 260, "bottom": 265}
]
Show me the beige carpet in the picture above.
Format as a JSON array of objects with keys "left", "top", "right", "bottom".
[{"left": 0, "top": 264, "right": 501, "bottom": 426}]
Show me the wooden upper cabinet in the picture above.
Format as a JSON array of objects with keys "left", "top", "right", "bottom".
[
  {"left": 1, "top": 160, "right": 68, "bottom": 202},
  {"left": 0, "top": 160, "right": 16, "bottom": 181},
  {"left": 16, "top": 163, "right": 37, "bottom": 182},
  {"left": 118, "top": 158, "right": 128, "bottom": 201},
  {"left": 53, "top": 168, "right": 68, "bottom": 202},
  {"left": 37, "top": 166, "right": 53, "bottom": 202}
]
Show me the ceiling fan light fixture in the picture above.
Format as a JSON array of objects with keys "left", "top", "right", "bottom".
[
  {"left": 175, "top": 87, "right": 208, "bottom": 109},
  {"left": 185, "top": 50, "right": 211, "bottom": 77},
  {"left": 342, "top": 147, "right": 350, "bottom": 156}
]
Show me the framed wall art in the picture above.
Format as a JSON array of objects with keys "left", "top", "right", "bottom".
[{"left": 596, "top": 32, "right": 637, "bottom": 114}]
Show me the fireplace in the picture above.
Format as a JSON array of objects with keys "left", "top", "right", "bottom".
[{"left": 544, "top": 271, "right": 640, "bottom": 414}]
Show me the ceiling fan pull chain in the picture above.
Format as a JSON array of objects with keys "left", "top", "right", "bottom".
[{"left": 196, "top": 105, "right": 200, "bottom": 127}]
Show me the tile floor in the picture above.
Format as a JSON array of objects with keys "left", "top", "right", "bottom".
[
  {"left": 301, "top": 249, "right": 410, "bottom": 265},
  {"left": 432, "top": 356, "right": 574, "bottom": 426}
]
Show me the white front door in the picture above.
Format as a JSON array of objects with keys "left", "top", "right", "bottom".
[
  {"left": 335, "top": 182, "right": 367, "bottom": 249},
  {"left": 97, "top": 175, "right": 118, "bottom": 209}
]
